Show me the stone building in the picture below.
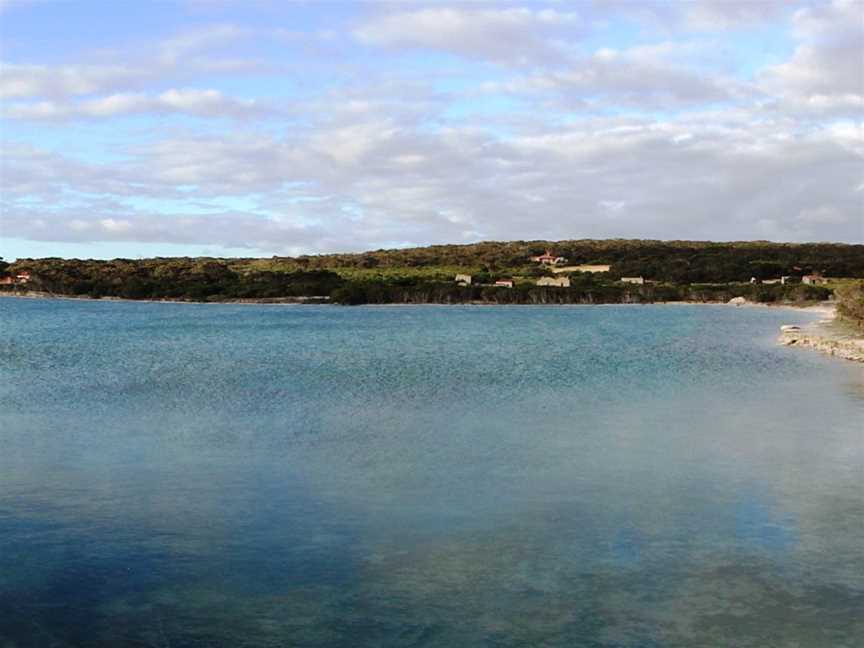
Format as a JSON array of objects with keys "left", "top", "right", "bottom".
[{"left": 536, "top": 276, "right": 571, "bottom": 287}]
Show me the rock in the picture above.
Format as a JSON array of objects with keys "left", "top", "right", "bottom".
[
  {"left": 778, "top": 328, "right": 864, "bottom": 362},
  {"left": 728, "top": 296, "right": 748, "bottom": 306}
]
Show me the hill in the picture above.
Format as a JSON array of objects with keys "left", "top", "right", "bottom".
[{"left": 2, "top": 239, "right": 861, "bottom": 304}]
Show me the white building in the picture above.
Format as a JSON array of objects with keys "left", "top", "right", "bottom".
[
  {"left": 620, "top": 277, "right": 644, "bottom": 285},
  {"left": 551, "top": 264, "right": 610, "bottom": 274},
  {"left": 802, "top": 274, "right": 827, "bottom": 285},
  {"left": 536, "top": 276, "right": 571, "bottom": 287}
]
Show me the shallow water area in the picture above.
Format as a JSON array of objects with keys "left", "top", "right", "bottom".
[{"left": 1, "top": 300, "right": 862, "bottom": 647}]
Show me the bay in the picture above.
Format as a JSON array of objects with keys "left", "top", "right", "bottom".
[{"left": 1, "top": 299, "right": 862, "bottom": 647}]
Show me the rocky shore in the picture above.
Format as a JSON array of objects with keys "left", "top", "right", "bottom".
[{"left": 778, "top": 308, "right": 864, "bottom": 363}]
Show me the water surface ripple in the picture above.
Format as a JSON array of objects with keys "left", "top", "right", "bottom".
[{"left": 1, "top": 300, "right": 862, "bottom": 647}]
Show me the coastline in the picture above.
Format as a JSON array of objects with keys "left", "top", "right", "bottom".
[
  {"left": 778, "top": 304, "right": 864, "bottom": 363},
  {"left": 0, "top": 290, "right": 836, "bottom": 310},
  {"left": 0, "top": 291, "right": 330, "bottom": 305}
]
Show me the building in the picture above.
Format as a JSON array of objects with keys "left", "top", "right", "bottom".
[
  {"left": 802, "top": 274, "right": 827, "bottom": 285},
  {"left": 536, "top": 276, "right": 570, "bottom": 288},
  {"left": 530, "top": 250, "right": 567, "bottom": 266},
  {"left": 551, "top": 264, "right": 611, "bottom": 274},
  {"left": 756, "top": 276, "right": 798, "bottom": 285},
  {"left": 494, "top": 280, "right": 514, "bottom": 288},
  {"left": 0, "top": 272, "right": 31, "bottom": 286},
  {"left": 620, "top": 276, "right": 644, "bottom": 285},
  {"left": 454, "top": 274, "right": 472, "bottom": 286}
]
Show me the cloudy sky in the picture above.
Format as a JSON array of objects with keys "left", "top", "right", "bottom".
[{"left": 1, "top": 0, "right": 862, "bottom": 259}]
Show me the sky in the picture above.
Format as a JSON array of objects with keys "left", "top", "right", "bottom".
[{"left": 1, "top": 0, "right": 862, "bottom": 260}]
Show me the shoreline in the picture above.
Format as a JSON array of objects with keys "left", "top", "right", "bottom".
[
  {"left": 778, "top": 306, "right": 864, "bottom": 363},
  {"left": 0, "top": 291, "right": 330, "bottom": 306},
  {"left": 0, "top": 290, "right": 835, "bottom": 310}
]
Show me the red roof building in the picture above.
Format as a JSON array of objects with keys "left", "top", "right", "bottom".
[{"left": 530, "top": 250, "right": 567, "bottom": 266}]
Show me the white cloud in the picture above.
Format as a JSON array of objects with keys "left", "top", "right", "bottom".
[
  {"left": 760, "top": 0, "right": 864, "bottom": 114},
  {"left": 3, "top": 88, "right": 264, "bottom": 120},
  {"left": 99, "top": 218, "right": 133, "bottom": 233},
  {"left": 797, "top": 205, "right": 847, "bottom": 225},
  {"left": 494, "top": 44, "right": 737, "bottom": 107},
  {"left": 0, "top": 62, "right": 152, "bottom": 100},
  {"left": 4, "top": 109, "right": 862, "bottom": 250},
  {"left": 1, "top": 202, "right": 366, "bottom": 254},
  {"left": 156, "top": 23, "right": 250, "bottom": 64},
  {"left": 0, "top": 24, "right": 256, "bottom": 100},
  {"left": 683, "top": 0, "right": 792, "bottom": 30},
  {"left": 354, "top": 7, "right": 582, "bottom": 63},
  {"left": 2, "top": 2, "right": 862, "bottom": 254}
]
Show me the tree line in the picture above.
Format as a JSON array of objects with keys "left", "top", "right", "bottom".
[
  {"left": 269, "top": 239, "right": 864, "bottom": 283},
  {"left": 2, "top": 238, "right": 857, "bottom": 304},
  {"left": 0, "top": 255, "right": 832, "bottom": 305}
]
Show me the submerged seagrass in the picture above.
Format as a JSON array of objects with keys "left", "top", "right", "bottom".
[{"left": 1, "top": 299, "right": 863, "bottom": 647}]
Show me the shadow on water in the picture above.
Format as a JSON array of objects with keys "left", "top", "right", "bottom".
[{"left": 3, "top": 512, "right": 863, "bottom": 647}]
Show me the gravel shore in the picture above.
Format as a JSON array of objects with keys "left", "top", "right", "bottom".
[{"left": 778, "top": 305, "right": 864, "bottom": 363}]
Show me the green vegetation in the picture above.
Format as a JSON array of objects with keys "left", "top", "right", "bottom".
[
  {"left": 328, "top": 278, "right": 830, "bottom": 306},
  {"left": 239, "top": 239, "right": 864, "bottom": 283},
  {"left": 835, "top": 281, "right": 864, "bottom": 327},
  {"left": 1, "top": 257, "right": 341, "bottom": 301},
  {"left": 1, "top": 239, "right": 857, "bottom": 305}
]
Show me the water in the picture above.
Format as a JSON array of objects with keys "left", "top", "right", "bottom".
[{"left": 1, "top": 299, "right": 862, "bottom": 647}]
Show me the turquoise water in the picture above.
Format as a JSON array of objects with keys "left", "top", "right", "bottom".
[{"left": 1, "top": 299, "right": 862, "bottom": 647}]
